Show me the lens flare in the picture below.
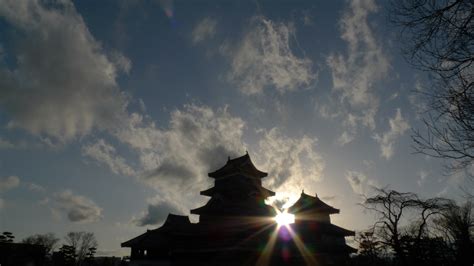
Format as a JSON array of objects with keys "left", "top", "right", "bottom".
[
  {"left": 257, "top": 205, "right": 316, "bottom": 265},
  {"left": 274, "top": 212, "right": 295, "bottom": 226}
]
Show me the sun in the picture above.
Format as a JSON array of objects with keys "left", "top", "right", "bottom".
[{"left": 274, "top": 212, "right": 295, "bottom": 226}]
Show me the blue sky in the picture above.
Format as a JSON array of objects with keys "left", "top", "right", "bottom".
[{"left": 0, "top": 0, "right": 469, "bottom": 256}]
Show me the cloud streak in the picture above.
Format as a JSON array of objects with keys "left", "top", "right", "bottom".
[
  {"left": 325, "top": 0, "right": 389, "bottom": 144},
  {"left": 192, "top": 17, "right": 217, "bottom": 44},
  {"left": 54, "top": 190, "right": 102, "bottom": 223},
  {"left": 133, "top": 197, "right": 183, "bottom": 226},
  {"left": 82, "top": 139, "right": 136, "bottom": 176},
  {"left": 0, "top": 0, "right": 129, "bottom": 142},
  {"left": 256, "top": 128, "right": 324, "bottom": 204},
  {"left": 0, "top": 176, "right": 20, "bottom": 209},
  {"left": 0, "top": 175, "right": 20, "bottom": 192},
  {"left": 114, "top": 105, "right": 246, "bottom": 224},
  {"left": 345, "top": 170, "right": 378, "bottom": 196},
  {"left": 228, "top": 16, "right": 316, "bottom": 94},
  {"left": 93, "top": 104, "right": 326, "bottom": 226},
  {"left": 374, "top": 108, "right": 409, "bottom": 159}
]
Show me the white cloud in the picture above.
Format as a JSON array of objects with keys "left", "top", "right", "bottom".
[
  {"left": 0, "top": 137, "right": 15, "bottom": 149},
  {"left": 0, "top": 175, "right": 20, "bottom": 191},
  {"left": 325, "top": 0, "right": 389, "bottom": 144},
  {"left": 374, "top": 108, "right": 409, "bottom": 159},
  {"left": 82, "top": 139, "right": 136, "bottom": 176},
  {"left": 345, "top": 170, "right": 378, "bottom": 196},
  {"left": 0, "top": 0, "right": 129, "bottom": 142},
  {"left": 54, "top": 190, "right": 102, "bottom": 223},
  {"left": 39, "top": 198, "right": 50, "bottom": 205},
  {"left": 116, "top": 105, "right": 246, "bottom": 183},
  {"left": 132, "top": 196, "right": 184, "bottom": 226},
  {"left": 97, "top": 104, "right": 325, "bottom": 225},
  {"left": 228, "top": 16, "right": 316, "bottom": 94},
  {"left": 192, "top": 17, "right": 217, "bottom": 44},
  {"left": 301, "top": 10, "right": 314, "bottom": 26},
  {"left": 346, "top": 171, "right": 367, "bottom": 195},
  {"left": 255, "top": 128, "right": 324, "bottom": 207},
  {"left": 109, "top": 50, "right": 132, "bottom": 74},
  {"left": 26, "top": 182, "right": 45, "bottom": 192},
  {"left": 113, "top": 105, "right": 246, "bottom": 223},
  {"left": 417, "top": 170, "right": 428, "bottom": 187},
  {"left": 408, "top": 79, "right": 429, "bottom": 119},
  {"left": 336, "top": 131, "right": 355, "bottom": 146}
]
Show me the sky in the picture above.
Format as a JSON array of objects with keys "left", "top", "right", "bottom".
[{"left": 0, "top": 0, "right": 470, "bottom": 257}]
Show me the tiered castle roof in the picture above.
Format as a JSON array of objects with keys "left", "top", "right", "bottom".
[
  {"left": 121, "top": 214, "right": 191, "bottom": 248},
  {"left": 122, "top": 153, "right": 357, "bottom": 265},
  {"left": 288, "top": 191, "right": 340, "bottom": 214},
  {"left": 190, "top": 154, "right": 275, "bottom": 218},
  {"left": 207, "top": 153, "right": 268, "bottom": 178}
]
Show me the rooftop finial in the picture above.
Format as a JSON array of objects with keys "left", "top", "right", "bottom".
[
  {"left": 302, "top": 189, "right": 305, "bottom": 194},
  {"left": 227, "top": 156, "right": 230, "bottom": 161},
  {"left": 245, "top": 150, "right": 248, "bottom": 155}
]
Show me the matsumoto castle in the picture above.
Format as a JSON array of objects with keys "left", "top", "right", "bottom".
[{"left": 122, "top": 154, "right": 355, "bottom": 265}]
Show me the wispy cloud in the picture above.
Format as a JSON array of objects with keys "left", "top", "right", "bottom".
[
  {"left": 82, "top": 139, "right": 136, "bottom": 177},
  {"left": 0, "top": 137, "right": 15, "bottom": 149},
  {"left": 325, "top": 0, "right": 389, "bottom": 144},
  {"left": 374, "top": 108, "right": 409, "bottom": 159},
  {"left": 0, "top": 175, "right": 20, "bottom": 210},
  {"left": 132, "top": 196, "right": 184, "bottom": 226},
  {"left": 53, "top": 190, "right": 102, "bottom": 223},
  {"left": 26, "top": 182, "right": 45, "bottom": 193},
  {"left": 87, "top": 104, "right": 326, "bottom": 226},
  {"left": 115, "top": 105, "right": 246, "bottom": 223},
  {"left": 345, "top": 170, "right": 378, "bottom": 196},
  {"left": 417, "top": 170, "right": 428, "bottom": 187},
  {"left": 0, "top": 0, "right": 129, "bottom": 142},
  {"left": 228, "top": 16, "right": 316, "bottom": 94},
  {"left": 256, "top": 128, "right": 324, "bottom": 203},
  {"left": 0, "top": 175, "right": 20, "bottom": 192},
  {"left": 192, "top": 17, "right": 217, "bottom": 44}
]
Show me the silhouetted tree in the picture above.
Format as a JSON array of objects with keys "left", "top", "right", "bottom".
[
  {"left": 83, "top": 246, "right": 97, "bottom": 265},
  {"left": 361, "top": 188, "right": 450, "bottom": 264},
  {"left": 352, "top": 230, "right": 389, "bottom": 266},
  {"left": 22, "top": 232, "right": 59, "bottom": 254},
  {"left": 402, "top": 234, "right": 452, "bottom": 266},
  {"left": 0, "top": 232, "right": 14, "bottom": 243},
  {"left": 57, "top": 244, "right": 77, "bottom": 266},
  {"left": 435, "top": 201, "right": 474, "bottom": 266},
  {"left": 391, "top": 0, "right": 474, "bottom": 172},
  {"left": 64, "top": 231, "right": 98, "bottom": 266},
  {"left": 86, "top": 246, "right": 97, "bottom": 258}
]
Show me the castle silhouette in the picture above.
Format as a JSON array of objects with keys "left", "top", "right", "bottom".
[{"left": 122, "top": 154, "right": 355, "bottom": 265}]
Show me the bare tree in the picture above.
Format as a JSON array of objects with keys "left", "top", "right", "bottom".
[
  {"left": 362, "top": 188, "right": 450, "bottom": 263},
  {"left": 353, "top": 230, "right": 387, "bottom": 265},
  {"left": 435, "top": 201, "right": 474, "bottom": 266},
  {"left": 391, "top": 0, "right": 474, "bottom": 172},
  {"left": 22, "top": 233, "right": 60, "bottom": 254},
  {"left": 64, "top": 232, "right": 98, "bottom": 266}
]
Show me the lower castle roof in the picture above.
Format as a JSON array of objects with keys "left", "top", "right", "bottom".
[
  {"left": 287, "top": 191, "right": 340, "bottom": 214},
  {"left": 121, "top": 214, "right": 190, "bottom": 248}
]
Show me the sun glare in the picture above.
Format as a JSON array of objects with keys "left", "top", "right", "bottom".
[{"left": 274, "top": 212, "right": 295, "bottom": 226}]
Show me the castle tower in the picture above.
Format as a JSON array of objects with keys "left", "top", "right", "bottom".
[
  {"left": 191, "top": 153, "right": 276, "bottom": 223},
  {"left": 287, "top": 191, "right": 356, "bottom": 265},
  {"left": 122, "top": 155, "right": 357, "bottom": 266}
]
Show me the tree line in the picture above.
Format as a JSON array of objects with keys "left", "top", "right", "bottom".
[
  {"left": 351, "top": 1, "right": 474, "bottom": 263},
  {"left": 0, "top": 231, "right": 99, "bottom": 266},
  {"left": 350, "top": 188, "right": 473, "bottom": 266}
]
